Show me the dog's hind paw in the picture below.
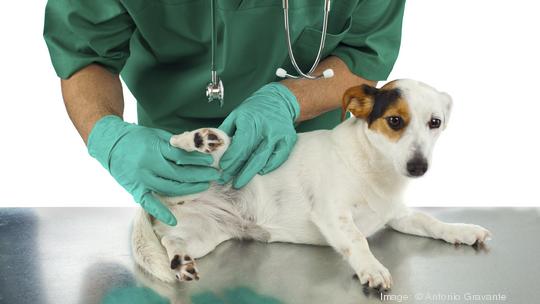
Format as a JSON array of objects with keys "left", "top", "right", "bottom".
[
  {"left": 170, "top": 128, "right": 228, "bottom": 154},
  {"left": 170, "top": 254, "right": 199, "bottom": 282}
]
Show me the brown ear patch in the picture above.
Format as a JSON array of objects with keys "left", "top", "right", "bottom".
[
  {"left": 342, "top": 82, "right": 411, "bottom": 141},
  {"left": 341, "top": 84, "right": 377, "bottom": 120},
  {"left": 369, "top": 98, "right": 411, "bottom": 141}
]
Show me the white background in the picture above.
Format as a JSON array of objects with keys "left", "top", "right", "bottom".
[{"left": 0, "top": 1, "right": 539, "bottom": 207}]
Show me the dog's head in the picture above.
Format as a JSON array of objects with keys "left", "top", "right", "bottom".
[{"left": 342, "top": 79, "right": 452, "bottom": 178}]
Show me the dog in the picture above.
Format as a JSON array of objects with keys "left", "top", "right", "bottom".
[{"left": 132, "top": 79, "right": 491, "bottom": 290}]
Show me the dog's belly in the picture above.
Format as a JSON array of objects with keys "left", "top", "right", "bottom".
[
  {"left": 252, "top": 193, "right": 328, "bottom": 245},
  {"left": 168, "top": 180, "right": 326, "bottom": 246},
  {"left": 257, "top": 209, "right": 328, "bottom": 245}
]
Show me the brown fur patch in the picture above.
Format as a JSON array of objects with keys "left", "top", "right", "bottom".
[
  {"left": 369, "top": 98, "right": 411, "bottom": 141},
  {"left": 342, "top": 81, "right": 411, "bottom": 141},
  {"left": 341, "top": 82, "right": 401, "bottom": 121},
  {"left": 342, "top": 85, "right": 375, "bottom": 120}
]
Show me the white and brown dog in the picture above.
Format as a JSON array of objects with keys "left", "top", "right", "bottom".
[{"left": 132, "top": 79, "right": 491, "bottom": 290}]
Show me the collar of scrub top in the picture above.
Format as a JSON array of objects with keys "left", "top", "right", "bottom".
[{"left": 206, "top": 0, "right": 334, "bottom": 107}]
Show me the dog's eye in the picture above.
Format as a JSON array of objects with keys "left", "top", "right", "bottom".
[
  {"left": 386, "top": 116, "right": 404, "bottom": 131},
  {"left": 428, "top": 118, "right": 442, "bottom": 129}
]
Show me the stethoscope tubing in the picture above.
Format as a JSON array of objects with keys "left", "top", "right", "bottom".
[
  {"left": 282, "top": 0, "right": 331, "bottom": 79},
  {"left": 207, "top": 0, "right": 333, "bottom": 105}
]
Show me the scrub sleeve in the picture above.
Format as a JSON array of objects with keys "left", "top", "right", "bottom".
[
  {"left": 332, "top": 0, "right": 405, "bottom": 81},
  {"left": 44, "top": 1, "right": 134, "bottom": 79}
]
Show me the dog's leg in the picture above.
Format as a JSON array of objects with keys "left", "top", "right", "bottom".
[
  {"left": 160, "top": 236, "right": 199, "bottom": 281},
  {"left": 388, "top": 210, "right": 491, "bottom": 245},
  {"left": 170, "top": 128, "right": 230, "bottom": 167},
  {"left": 311, "top": 210, "right": 392, "bottom": 290},
  {"left": 158, "top": 127, "right": 233, "bottom": 282},
  {"left": 159, "top": 127, "right": 230, "bottom": 205},
  {"left": 158, "top": 211, "right": 232, "bottom": 282}
]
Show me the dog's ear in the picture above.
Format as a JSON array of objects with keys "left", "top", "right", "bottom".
[
  {"left": 341, "top": 84, "right": 378, "bottom": 121},
  {"left": 439, "top": 91, "right": 453, "bottom": 129}
]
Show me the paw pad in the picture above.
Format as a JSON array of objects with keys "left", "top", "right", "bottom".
[
  {"left": 170, "top": 254, "right": 199, "bottom": 282},
  {"left": 194, "top": 129, "right": 225, "bottom": 153}
]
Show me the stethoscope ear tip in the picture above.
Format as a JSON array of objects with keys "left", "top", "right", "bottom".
[
  {"left": 276, "top": 67, "right": 333, "bottom": 80},
  {"left": 276, "top": 68, "right": 287, "bottom": 78},
  {"left": 322, "top": 69, "right": 334, "bottom": 79}
]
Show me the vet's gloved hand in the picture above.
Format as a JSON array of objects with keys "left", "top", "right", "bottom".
[
  {"left": 88, "top": 116, "right": 220, "bottom": 226},
  {"left": 219, "top": 83, "right": 300, "bottom": 189}
]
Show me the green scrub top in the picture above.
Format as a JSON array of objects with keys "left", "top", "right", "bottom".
[{"left": 44, "top": 0, "right": 405, "bottom": 134}]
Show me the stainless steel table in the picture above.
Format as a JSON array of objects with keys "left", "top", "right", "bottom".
[{"left": 1, "top": 208, "right": 538, "bottom": 304}]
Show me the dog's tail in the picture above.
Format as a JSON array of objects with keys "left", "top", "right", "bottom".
[{"left": 131, "top": 208, "right": 176, "bottom": 283}]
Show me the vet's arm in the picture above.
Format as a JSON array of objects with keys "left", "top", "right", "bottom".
[
  {"left": 281, "top": 56, "right": 376, "bottom": 122},
  {"left": 61, "top": 64, "right": 220, "bottom": 226},
  {"left": 61, "top": 64, "right": 124, "bottom": 144},
  {"left": 388, "top": 210, "right": 492, "bottom": 245}
]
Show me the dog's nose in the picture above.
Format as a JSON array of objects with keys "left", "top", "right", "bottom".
[{"left": 406, "top": 157, "right": 428, "bottom": 177}]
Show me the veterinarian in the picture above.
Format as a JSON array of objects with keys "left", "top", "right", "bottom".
[{"left": 44, "top": 1, "right": 405, "bottom": 225}]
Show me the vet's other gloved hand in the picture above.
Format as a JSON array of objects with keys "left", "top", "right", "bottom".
[
  {"left": 219, "top": 83, "right": 300, "bottom": 189},
  {"left": 88, "top": 116, "right": 220, "bottom": 226}
]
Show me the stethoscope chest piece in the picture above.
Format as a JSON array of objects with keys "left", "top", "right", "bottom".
[
  {"left": 206, "top": 71, "right": 224, "bottom": 106},
  {"left": 206, "top": 0, "right": 224, "bottom": 107}
]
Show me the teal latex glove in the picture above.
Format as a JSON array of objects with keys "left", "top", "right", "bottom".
[
  {"left": 219, "top": 83, "right": 300, "bottom": 189},
  {"left": 88, "top": 116, "right": 220, "bottom": 226}
]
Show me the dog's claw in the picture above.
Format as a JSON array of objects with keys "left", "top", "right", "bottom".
[
  {"left": 442, "top": 224, "right": 491, "bottom": 246},
  {"left": 356, "top": 260, "right": 392, "bottom": 290}
]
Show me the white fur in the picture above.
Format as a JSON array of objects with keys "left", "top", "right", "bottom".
[{"left": 131, "top": 79, "right": 490, "bottom": 289}]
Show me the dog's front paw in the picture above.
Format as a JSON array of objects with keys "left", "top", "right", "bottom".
[
  {"left": 170, "top": 254, "right": 199, "bottom": 282},
  {"left": 440, "top": 223, "right": 492, "bottom": 246},
  {"left": 356, "top": 259, "right": 392, "bottom": 290}
]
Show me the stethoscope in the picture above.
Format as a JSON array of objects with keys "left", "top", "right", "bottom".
[{"left": 206, "top": 0, "right": 334, "bottom": 106}]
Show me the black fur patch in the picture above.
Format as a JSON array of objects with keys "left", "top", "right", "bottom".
[
  {"left": 194, "top": 132, "right": 203, "bottom": 148},
  {"left": 363, "top": 85, "right": 402, "bottom": 125}
]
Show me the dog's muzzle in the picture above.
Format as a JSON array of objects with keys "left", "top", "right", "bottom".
[{"left": 406, "top": 155, "right": 428, "bottom": 177}]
